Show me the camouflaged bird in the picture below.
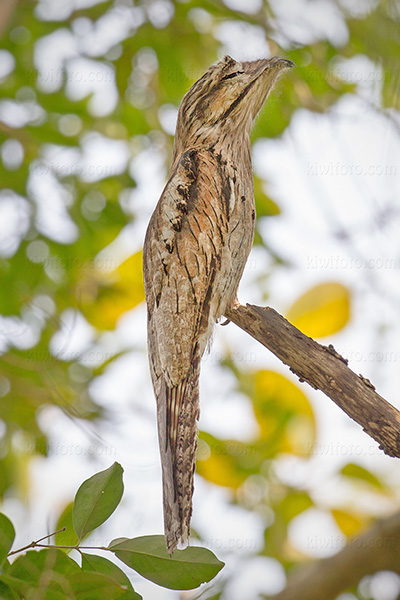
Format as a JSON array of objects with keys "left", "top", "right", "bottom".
[{"left": 143, "top": 55, "right": 294, "bottom": 553}]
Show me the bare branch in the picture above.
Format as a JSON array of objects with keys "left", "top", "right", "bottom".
[
  {"left": 7, "top": 527, "right": 110, "bottom": 559},
  {"left": 268, "top": 511, "right": 400, "bottom": 600},
  {"left": 224, "top": 303, "right": 400, "bottom": 458},
  {"left": 7, "top": 527, "right": 67, "bottom": 557}
]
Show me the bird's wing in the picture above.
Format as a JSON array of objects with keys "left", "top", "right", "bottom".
[
  {"left": 143, "top": 148, "right": 230, "bottom": 393},
  {"left": 143, "top": 148, "right": 230, "bottom": 551}
]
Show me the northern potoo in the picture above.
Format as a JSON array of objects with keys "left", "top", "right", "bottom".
[{"left": 143, "top": 55, "right": 294, "bottom": 553}]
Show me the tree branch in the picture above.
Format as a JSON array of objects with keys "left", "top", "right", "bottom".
[
  {"left": 0, "top": 0, "right": 18, "bottom": 36},
  {"left": 224, "top": 303, "right": 400, "bottom": 458},
  {"left": 268, "top": 511, "right": 400, "bottom": 600}
]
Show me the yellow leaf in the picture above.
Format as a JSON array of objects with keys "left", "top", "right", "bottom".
[
  {"left": 77, "top": 251, "right": 145, "bottom": 330},
  {"left": 197, "top": 452, "right": 245, "bottom": 489},
  {"left": 331, "top": 509, "right": 368, "bottom": 537},
  {"left": 286, "top": 282, "right": 351, "bottom": 338},
  {"left": 196, "top": 433, "right": 258, "bottom": 489},
  {"left": 252, "top": 370, "right": 315, "bottom": 457}
]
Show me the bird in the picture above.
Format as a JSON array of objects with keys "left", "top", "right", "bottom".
[{"left": 143, "top": 55, "right": 294, "bottom": 554}]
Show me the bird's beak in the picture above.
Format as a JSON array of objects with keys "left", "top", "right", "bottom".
[
  {"left": 247, "top": 57, "right": 296, "bottom": 81},
  {"left": 278, "top": 58, "right": 296, "bottom": 69},
  {"left": 265, "top": 57, "right": 296, "bottom": 71}
]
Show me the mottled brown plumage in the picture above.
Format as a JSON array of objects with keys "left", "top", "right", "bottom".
[{"left": 143, "top": 55, "right": 294, "bottom": 553}]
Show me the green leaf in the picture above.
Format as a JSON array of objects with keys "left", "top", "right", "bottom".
[
  {"left": 0, "top": 573, "right": 66, "bottom": 599},
  {"left": 0, "top": 514, "right": 15, "bottom": 566},
  {"left": 81, "top": 554, "right": 142, "bottom": 599},
  {"left": 109, "top": 535, "right": 224, "bottom": 590},
  {"left": 4, "top": 549, "right": 130, "bottom": 599},
  {"left": 8, "top": 548, "right": 80, "bottom": 580},
  {"left": 69, "top": 571, "right": 134, "bottom": 600},
  {"left": 280, "top": 491, "right": 313, "bottom": 524},
  {"left": 0, "top": 580, "right": 19, "bottom": 600},
  {"left": 73, "top": 462, "right": 124, "bottom": 542},
  {"left": 3, "top": 548, "right": 80, "bottom": 597},
  {"left": 340, "top": 463, "right": 385, "bottom": 490},
  {"left": 55, "top": 502, "right": 78, "bottom": 548}
]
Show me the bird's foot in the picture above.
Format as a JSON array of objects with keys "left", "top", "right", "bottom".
[
  {"left": 221, "top": 298, "right": 242, "bottom": 325},
  {"left": 230, "top": 297, "right": 242, "bottom": 310}
]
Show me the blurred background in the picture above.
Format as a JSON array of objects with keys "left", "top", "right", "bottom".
[{"left": 1, "top": 0, "right": 400, "bottom": 598}]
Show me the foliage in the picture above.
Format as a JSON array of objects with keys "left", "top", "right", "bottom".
[
  {"left": 286, "top": 282, "right": 351, "bottom": 339},
  {"left": 0, "top": 464, "right": 223, "bottom": 598},
  {"left": 73, "top": 462, "right": 124, "bottom": 542},
  {"left": 0, "top": 0, "right": 399, "bottom": 599}
]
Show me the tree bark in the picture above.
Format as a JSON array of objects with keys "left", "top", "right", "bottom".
[
  {"left": 268, "top": 511, "right": 400, "bottom": 600},
  {"left": 224, "top": 303, "right": 400, "bottom": 458}
]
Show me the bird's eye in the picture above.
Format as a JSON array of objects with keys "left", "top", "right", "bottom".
[{"left": 221, "top": 71, "right": 244, "bottom": 81}]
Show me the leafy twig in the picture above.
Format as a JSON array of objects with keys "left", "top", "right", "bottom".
[
  {"left": 7, "top": 527, "right": 67, "bottom": 557},
  {"left": 6, "top": 526, "right": 122, "bottom": 559}
]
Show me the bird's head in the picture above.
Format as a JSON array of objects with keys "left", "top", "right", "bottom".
[{"left": 173, "top": 55, "right": 294, "bottom": 156}]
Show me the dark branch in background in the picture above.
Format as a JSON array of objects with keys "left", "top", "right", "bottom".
[
  {"left": 224, "top": 303, "right": 400, "bottom": 459},
  {"left": 0, "top": 0, "right": 17, "bottom": 36},
  {"left": 268, "top": 511, "right": 400, "bottom": 600}
]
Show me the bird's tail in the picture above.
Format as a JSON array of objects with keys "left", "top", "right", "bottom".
[{"left": 157, "top": 362, "right": 200, "bottom": 554}]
